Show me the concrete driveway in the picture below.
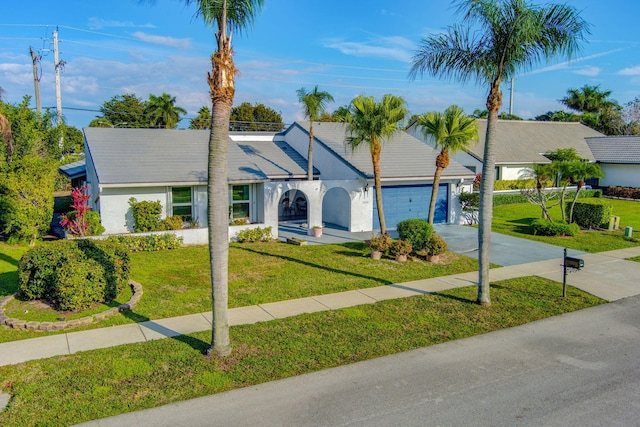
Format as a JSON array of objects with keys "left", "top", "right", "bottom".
[{"left": 434, "top": 224, "right": 585, "bottom": 266}]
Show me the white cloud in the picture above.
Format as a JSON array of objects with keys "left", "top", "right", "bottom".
[
  {"left": 131, "top": 32, "right": 191, "bottom": 49},
  {"left": 618, "top": 65, "right": 640, "bottom": 76},
  {"left": 573, "top": 66, "right": 601, "bottom": 77},
  {"left": 323, "top": 36, "right": 414, "bottom": 63},
  {"left": 88, "top": 18, "right": 156, "bottom": 30}
]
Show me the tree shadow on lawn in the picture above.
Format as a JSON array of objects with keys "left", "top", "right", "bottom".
[
  {"left": 506, "top": 217, "right": 535, "bottom": 234},
  {"left": 0, "top": 271, "right": 19, "bottom": 297},
  {"left": 235, "top": 244, "right": 392, "bottom": 286},
  {"left": 0, "top": 251, "right": 19, "bottom": 268}
]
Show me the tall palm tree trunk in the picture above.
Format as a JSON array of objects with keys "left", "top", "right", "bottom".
[
  {"left": 307, "top": 123, "right": 314, "bottom": 180},
  {"left": 477, "top": 82, "right": 501, "bottom": 306},
  {"left": 428, "top": 164, "right": 445, "bottom": 224},
  {"left": 206, "top": 27, "right": 235, "bottom": 357},
  {"left": 0, "top": 112, "right": 13, "bottom": 157},
  {"left": 372, "top": 141, "right": 386, "bottom": 234}
]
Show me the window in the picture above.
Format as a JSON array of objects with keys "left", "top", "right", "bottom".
[
  {"left": 231, "top": 185, "right": 250, "bottom": 220},
  {"left": 171, "top": 187, "right": 192, "bottom": 221}
]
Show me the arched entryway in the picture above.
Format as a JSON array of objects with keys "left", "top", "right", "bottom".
[
  {"left": 322, "top": 187, "right": 351, "bottom": 229},
  {"left": 278, "top": 189, "right": 308, "bottom": 222}
]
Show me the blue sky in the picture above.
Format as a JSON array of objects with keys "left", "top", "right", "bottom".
[{"left": 1, "top": 0, "right": 639, "bottom": 129}]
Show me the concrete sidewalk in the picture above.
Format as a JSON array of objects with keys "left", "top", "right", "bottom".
[{"left": 2, "top": 246, "right": 640, "bottom": 367}]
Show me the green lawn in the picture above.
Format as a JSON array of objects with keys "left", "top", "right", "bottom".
[
  {"left": 0, "top": 241, "right": 478, "bottom": 343},
  {"left": 0, "top": 276, "right": 604, "bottom": 427},
  {"left": 492, "top": 198, "right": 640, "bottom": 252}
]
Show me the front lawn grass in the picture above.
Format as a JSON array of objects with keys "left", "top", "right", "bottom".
[
  {"left": 492, "top": 198, "right": 640, "bottom": 252},
  {"left": 0, "top": 276, "right": 604, "bottom": 427},
  {"left": 0, "top": 241, "right": 478, "bottom": 343}
]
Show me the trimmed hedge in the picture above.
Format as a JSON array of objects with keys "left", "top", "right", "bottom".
[
  {"left": 603, "top": 186, "right": 640, "bottom": 199},
  {"left": 106, "top": 234, "right": 184, "bottom": 252},
  {"left": 397, "top": 219, "right": 433, "bottom": 252},
  {"left": 568, "top": 200, "right": 612, "bottom": 229},
  {"left": 530, "top": 219, "right": 580, "bottom": 237},
  {"left": 18, "top": 239, "right": 130, "bottom": 311},
  {"left": 458, "top": 189, "right": 603, "bottom": 209}
]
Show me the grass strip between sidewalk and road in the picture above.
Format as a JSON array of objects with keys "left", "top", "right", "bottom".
[{"left": 0, "top": 276, "right": 604, "bottom": 427}]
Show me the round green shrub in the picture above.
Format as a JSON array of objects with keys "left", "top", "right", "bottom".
[
  {"left": 55, "top": 258, "right": 107, "bottom": 311},
  {"left": 18, "top": 239, "right": 130, "bottom": 309},
  {"left": 397, "top": 219, "right": 433, "bottom": 252},
  {"left": 18, "top": 241, "right": 80, "bottom": 300}
]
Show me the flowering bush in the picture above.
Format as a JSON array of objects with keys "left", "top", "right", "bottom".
[{"left": 60, "top": 186, "right": 100, "bottom": 236}]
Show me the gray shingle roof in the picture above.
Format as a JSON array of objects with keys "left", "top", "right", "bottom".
[
  {"left": 83, "top": 128, "right": 309, "bottom": 186},
  {"left": 585, "top": 136, "right": 640, "bottom": 164},
  {"left": 412, "top": 119, "right": 601, "bottom": 164},
  {"left": 469, "top": 119, "right": 601, "bottom": 163},
  {"left": 293, "top": 121, "right": 474, "bottom": 180}
]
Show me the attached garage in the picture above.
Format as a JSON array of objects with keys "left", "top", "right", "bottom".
[{"left": 372, "top": 184, "right": 449, "bottom": 230}]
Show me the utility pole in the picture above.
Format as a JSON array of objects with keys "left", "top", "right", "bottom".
[
  {"left": 29, "top": 47, "right": 42, "bottom": 114},
  {"left": 509, "top": 78, "right": 515, "bottom": 116},
  {"left": 53, "top": 28, "right": 64, "bottom": 153}
]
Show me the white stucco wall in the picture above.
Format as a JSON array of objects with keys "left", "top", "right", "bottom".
[
  {"left": 499, "top": 165, "right": 531, "bottom": 180},
  {"left": 99, "top": 187, "right": 168, "bottom": 234},
  {"left": 599, "top": 164, "right": 640, "bottom": 188}
]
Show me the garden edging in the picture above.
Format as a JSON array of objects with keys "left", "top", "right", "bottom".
[{"left": 0, "top": 281, "right": 143, "bottom": 331}]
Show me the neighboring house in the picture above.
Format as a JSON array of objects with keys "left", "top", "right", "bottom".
[
  {"left": 408, "top": 119, "right": 603, "bottom": 179},
  {"left": 73, "top": 123, "right": 475, "bottom": 241},
  {"left": 585, "top": 136, "right": 640, "bottom": 187}
]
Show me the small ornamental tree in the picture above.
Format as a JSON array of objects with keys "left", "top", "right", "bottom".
[{"left": 60, "top": 186, "right": 92, "bottom": 236}]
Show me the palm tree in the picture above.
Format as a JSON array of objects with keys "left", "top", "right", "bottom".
[
  {"left": 410, "top": 0, "right": 590, "bottom": 306},
  {"left": 561, "top": 84, "right": 617, "bottom": 114},
  {"left": 566, "top": 162, "right": 604, "bottom": 223},
  {"left": 417, "top": 105, "right": 478, "bottom": 224},
  {"left": 183, "top": 0, "right": 264, "bottom": 356},
  {"left": 190, "top": 106, "right": 212, "bottom": 130},
  {"left": 0, "top": 87, "right": 13, "bottom": 156},
  {"left": 346, "top": 94, "right": 407, "bottom": 235},
  {"left": 296, "top": 86, "right": 334, "bottom": 180},
  {"left": 145, "top": 93, "right": 187, "bottom": 129}
]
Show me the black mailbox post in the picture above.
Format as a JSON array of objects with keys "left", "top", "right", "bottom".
[
  {"left": 565, "top": 256, "right": 584, "bottom": 270},
  {"left": 563, "top": 249, "right": 585, "bottom": 297}
]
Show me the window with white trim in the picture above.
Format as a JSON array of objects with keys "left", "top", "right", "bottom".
[
  {"left": 171, "top": 186, "right": 193, "bottom": 221},
  {"left": 231, "top": 185, "right": 250, "bottom": 221}
]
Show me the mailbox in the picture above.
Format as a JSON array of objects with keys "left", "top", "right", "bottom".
[{"left": 565, "top": 256, "right": 584, "bottom": 270}]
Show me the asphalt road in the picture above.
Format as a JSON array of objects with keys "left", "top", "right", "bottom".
[{"left": 77, "top": 295, "right": 640, "bottom": 427}]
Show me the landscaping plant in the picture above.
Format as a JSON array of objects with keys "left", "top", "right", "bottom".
[{"left": 397, "top": 219, "right": 433, "bottom": 252}]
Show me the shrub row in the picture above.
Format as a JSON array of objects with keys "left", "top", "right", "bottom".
[
  {"left": 603, "top": 186, "right": 640, "bottom": 199},
  {"left": 105, "top": 233, "right": 184, "bottom": 252},
  {"left": 459, "top": 189, "right": 603, "bottom": 210},
  {"left": 567, "top": 200, "right": 612, "bottom": 229},
  {"left": 236, "top": 226, "right": 273, "bottom": 243},
  {"left": 530, "top": 219, "right": 580, "bottom": 237},
  {"left": 18, "top": 240, "right": 130, "bottom": 311}
]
